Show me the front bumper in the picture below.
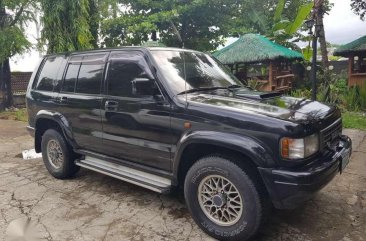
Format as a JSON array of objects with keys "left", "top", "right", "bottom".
[{"left": 258, "top": 135, "right": 352, "bottom": 209}]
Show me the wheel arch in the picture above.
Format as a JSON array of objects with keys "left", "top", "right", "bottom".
[
  {"left": 173, "top": 131, "right": 275, "bottom": 187},
  {"left": 34, "top": 110, "right": 74, "bottom": 153}
]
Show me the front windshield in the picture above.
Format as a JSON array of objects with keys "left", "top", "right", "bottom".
[{"left": 151, "top": 50, "right": 244, "bottom": 95}]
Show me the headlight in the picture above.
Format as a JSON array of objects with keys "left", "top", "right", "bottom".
[{"left": 280, "top": 133, "right": 319, "bottom": 159}]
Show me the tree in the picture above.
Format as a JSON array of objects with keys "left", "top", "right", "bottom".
[
  {"left": 0, "top": 0, "right": 36, "bottom": 110},
  {"left": 88, "top": 0, "right": 99, "bottom": 48},
  {"left": 311, "top": 0, "right": 335, "bottom": 102},
  {"left": 268, "top": 0, "right": 313, "bottom": 50},
  {"left": 87, "top": 0, "right": 118, "bottom": 48},
  {"left": 39, "top": 0, "right": 94, "bottom": 54},
  {"left": 228, "top": 0, "right": 277, "bottom": 36},
  {"left": 351, "top": 0, "right": 366, "bottom": 20},
  {"left": 101, "top": 0, "right": 239, "bottom": 52},
  {"left": 314, "top": 0, "right": 333, "bottom": 69},
  {"left": 99, "top": 0, "right": 317, "bottom": 52},
  {"left": 229, "top": 0, "right": 314, "bottom": 50}
]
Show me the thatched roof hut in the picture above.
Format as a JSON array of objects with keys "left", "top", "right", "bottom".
[
  {"left": 213, "top": 34, "right": 303, "bottom": 64},
  {"left": 213, "top": 34, "right": 303, "bottom": 92},
  {"left": 334, "top": 35, "right": 366, "bottom": 87},
  {"left": 334, "top": 35, "right": 366, "bottom": 57}
]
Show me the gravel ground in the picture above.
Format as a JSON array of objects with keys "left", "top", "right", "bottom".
[{"left": 0, "top": 119, "right": 365, "bottom": 241}]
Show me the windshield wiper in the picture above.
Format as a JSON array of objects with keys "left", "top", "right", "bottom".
[
  {"left": 177, "top": 87, "right": 227, "bottom": 95},
  {"left": 226, "top": 84, "right": 242, "bottom": 91}
]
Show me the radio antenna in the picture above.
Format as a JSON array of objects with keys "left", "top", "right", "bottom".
[{"left": 183, "top": 50, "right": 188, "bottom": 107}]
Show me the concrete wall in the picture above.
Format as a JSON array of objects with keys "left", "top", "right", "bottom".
[
  {"left": 329, "top": 60, "right": 348, "bottom": 75},
  {"left": 13, "top": 94, "right": 26, "bottom": 107}
]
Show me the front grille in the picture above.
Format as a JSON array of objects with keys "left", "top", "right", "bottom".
[{"left": 321, "top": 118, "right": 342, "bottom": 147}]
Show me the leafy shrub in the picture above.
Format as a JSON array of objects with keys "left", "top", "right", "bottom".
[
  {"left": 290, "top": 88, "right": 312, "bottom": 99},
  {"left": 318, "top": 78, "right": 347, "bottom": 106},
  {"left": 247, "top": 79, "right": 266, "bottom": 90},
  {"left": 290, "top": 75, "right": 366, "bottom": 112},
  {"left": 359, "top": 84, "right": 366, "bottom": 110},
  {"left": 343, "top": 87, "right": 360, "bottom": 112}
]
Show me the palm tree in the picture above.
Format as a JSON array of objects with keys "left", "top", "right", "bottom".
[{"left": 314, "top": 0, "right": 329, "bottom": 69}]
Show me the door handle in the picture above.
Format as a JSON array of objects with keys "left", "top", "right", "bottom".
[
  {"left": 58, "top": 96, "right": 68, "bottom": 103},
  {"left": 105, "top": 100, "right": 118, "bottom": 111}
]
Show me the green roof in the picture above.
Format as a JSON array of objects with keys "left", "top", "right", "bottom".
[
  {"left": 334, "top": 35, "right": 366, "bottom": 57},
  {"left": 213, "top": 34, "right": 303, "bottom": 64}
]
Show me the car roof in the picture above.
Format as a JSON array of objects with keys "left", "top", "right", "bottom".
[{"left": 43, "top": 46, "right": 201, "bottom": 58}]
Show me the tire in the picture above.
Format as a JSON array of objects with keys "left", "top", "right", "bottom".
[
  {"left": 184, "top": 156, "right": 268, "bottom": 241},
  {"left": 41, "top": 129, "right": 79, "bottom": 179}
]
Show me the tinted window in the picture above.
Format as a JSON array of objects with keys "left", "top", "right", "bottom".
[
  {"left": 83, "top": 53, "right": 107, "bottom": 62},
  {"left": 62, "top": 64, "right": 80, "bottom": 92},
  {"left": 76, "top": 64, "right": 104, "bottom": 94},
  {"left": 151, "top": 50, "right": 243, "bottom": 95},
  {"left": 107, "top": 52, "right": 153, "bottom": 97},
  {"left": 34, "top": 56, "right": 67, "bottom": 91},
  {"left": 53, "top": 57, "right": 68, "bottom": 92}
]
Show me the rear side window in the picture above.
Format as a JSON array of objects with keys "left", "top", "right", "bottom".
[
  {"left": 61, "top": 53, "right": 107, "bottom": 94},
  {"left": 76, "top": 63, "right": 104, "bottom": 94},
  {"left": 33, "top": 56, "right": 67, "bottom": 91},
  {"left": 62, "top": 64, "right": 80, "bottom": 92}
]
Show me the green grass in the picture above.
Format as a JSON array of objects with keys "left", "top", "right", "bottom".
[
  {"left": 342, "top": 112, "right": 366, "bottom": 130},
  {"left": 0, "top": 108, "right": 28, "bottom": 122}
]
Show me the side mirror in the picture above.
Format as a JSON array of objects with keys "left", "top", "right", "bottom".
[{"left": 132, "top": 78, "right": 157, "bottom": 96}]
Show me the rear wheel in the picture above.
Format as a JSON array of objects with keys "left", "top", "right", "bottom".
[
  {"left": 184, "top": 156, "right": 268, "bottom": 241},
  {"left": 41, "top": 129, "right": 79, "bottom": 179}
]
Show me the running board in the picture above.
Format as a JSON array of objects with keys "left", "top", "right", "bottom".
[{"left": 75, "top": 156, "right": 172, "bottom": 193}]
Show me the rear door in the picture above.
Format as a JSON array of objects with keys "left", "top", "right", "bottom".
[
  {"left": 58, "top": 52, "right": 108, "bottom": 153},
  {"left": 100, "top": 51, "right": 172, "bottom": 171},
  {"left": 27, "top": 55, "right": 68, "bottom": 125}
]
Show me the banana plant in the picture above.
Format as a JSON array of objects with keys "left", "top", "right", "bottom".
[
  {"left": 268, "top": 0, "right": 314, "bottom": 49},
  {"left": 302, "top": 45, "right": 313, "bottom": 61}
]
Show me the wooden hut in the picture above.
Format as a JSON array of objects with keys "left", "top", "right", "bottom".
[
  {"left": 334, "top": 35, "right": 366, "bottom": 87},
  {"left": 213, "top": 34, "right": 303, "bottom": 92}
]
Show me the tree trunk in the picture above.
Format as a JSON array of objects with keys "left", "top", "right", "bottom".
[
  {"left": 151, "top": 30, "right": 157, "bottom": 41},
  {"left": 315, "top": 0, "right": 329, "bottom": 69},
  {"left": 0, "top": 59, "right": 13, "bottom": 110},
  {"left": 88, "top": 0, "right": 99, "bottom": 48},
  {"left": 0, "top": 65, "right": 5, "bottom": 111},
  {"left": 169, "top": 20, "right": 183, "bottom": 48},
  {"left": 0, "top": 4, "right": 4, "bottom": 110},
  {"left": 316, "top": 12, "right": 329, "bottom": 69},
  {"left": 315, "top": 0, "right": 332, "bottom": 101}
]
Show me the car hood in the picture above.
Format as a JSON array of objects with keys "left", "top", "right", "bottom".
[{"left": 182, "top": 90, "right": 336, "bottom": 123}]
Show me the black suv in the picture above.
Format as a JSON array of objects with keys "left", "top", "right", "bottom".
[{"left": 26, "top": 47, "right": 352, "bottom": 241}]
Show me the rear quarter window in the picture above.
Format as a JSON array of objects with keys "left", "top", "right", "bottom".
[
  {"left": 33, "top": 55, "right": 67, "bottom": 91},
  {"left": 62, "top": 64, "right": 80, "bottom": 93}
]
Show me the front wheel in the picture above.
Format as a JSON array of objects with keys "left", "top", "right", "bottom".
[{"left": 184, "top": 156, "right": 268, "bottom": 241}]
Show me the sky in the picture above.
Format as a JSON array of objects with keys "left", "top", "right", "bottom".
[
  {"left": 324, "top": 0, "right": 366, "bottom": 44},
  {"left": 10, "top": 0, "right": 366, "bottom": 72}
]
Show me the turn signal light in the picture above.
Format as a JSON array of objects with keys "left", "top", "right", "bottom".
[{"left": 281, "top": 138, "right": 290, "bottom": 158}]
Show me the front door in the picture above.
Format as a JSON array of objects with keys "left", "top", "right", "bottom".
[{"left": 101, "top": 51, "right": 172, "bottom": 171}]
